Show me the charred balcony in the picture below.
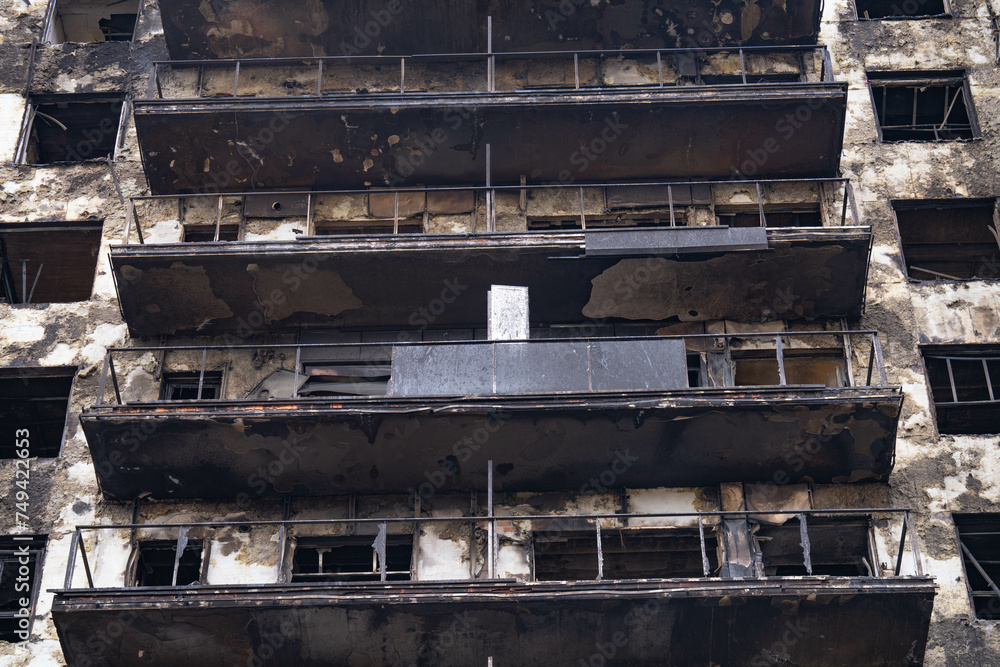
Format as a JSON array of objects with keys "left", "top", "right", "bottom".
[
  {"left": 157, "top": 0, "right": 824, "bottom": 60},
  {"left": 52, "top": 509, "right": 933, "bottom": 666},
  {"left": 134, "top": 47, "right": 846, "bottom": 193},
  {"left": 81, "top": 331, "right": 900, "bottom": 500},
  {"left": 111, "top": 178, "right": 869, "bottom": 336}
]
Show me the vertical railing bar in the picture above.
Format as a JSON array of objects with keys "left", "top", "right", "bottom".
[
  {"left": 77, "top": 529, "right": 95, "bottom": 589},
  {"left": 26, "top": 263, "right": 41, "bottom": 304},
  {"left": 233, "top": 60, "right": 241, "bottom": 97},
  {"left": 147, "top": 63, "right": 158, "bottom": 99},
  {"left": 595, "top": 520, "right": 603, "bottom": 581},
  {"left": 946, "top": 358, "right": 958, "bottom": 403},
  {"left": 842, "top": 328, "right": 855, "bottom": 388},
  {"left": 400, "top": 57, "right": 405, "bottom": 94},
  {"left": 656, "top": 50, "right": 663, "bottom": 87},
  {"left": 214, "top": 196, "right": 223, "bottom": 242},
  {"left": 21, "top": 260, "right": 27, "bottom": 304},
  {"left": 579, "top": 187, "right": 586, "bottom": 230},
  {"left": 756, "top": 181, "right": 766, "bottom": 228},
  {"left": 394, "top": 192, "right": 399, "bottom": 235},
  {"left": 133, "top": 201, "right": 145, "bottom": 244},
  {"left": 849, "top": 180, "right": 861, "bottom": 227},
  {"left": 109, "top": 355, "right": 122, "bottom": 406},
  {"left": 866, "top": 344, "right": 875, "bottom": 387},
  {"left": 872, "top": 333, "right": 888, "bottom": 386},
  {"left": 379, "top": 522, "right": 388, "bottom": 581},
  {"left": 739, "top": 48, "right": 747, "bottom": 84},
  {"left": 171, "top": 527, "right": 188, "bottom": 587},
  {"left": 776, "top": 334, "right": 787, "bottom": 386},
  {"left": 894, "top": 513, "right": 908, "bottom": 576},
  {"left": 65, "top": 530, "right": 80, "bottom": 589},
  {"left": 196, "top": 65, "right": 204, "bottom": 98},
  {"left": 292, "top": 346, "right": 301, "bottom": 399},
  {"left": 488, "top": 16, "right": 495, "bottom": 93},
  {"left": 985, "top": 359, "right": 995, "bottom": 402},
  {"left": 698, "top": 515, "right": 710, "bottom": 577},
  {"left": 316, "top": 59, "right": 324, "bottom": 96},
  {"left": 306, "top": 193, "right": 313, "bottom": 233},
  {"left": 574, "top": 53, "right": 580, "bottom": 89},
  {"left": 487, "top": 460, "right": 495, "bottom": 579},
  {"left": 841, "top": 179, "right": 850, "bottom": 226},
  {"left": 668, "top": 184, "right": 675, "bottom": 227},
  {"left": 125, "top": 199, "right": 135, "bottom": 244},
  {"left": 96, "top": 351, "right": 110, "bottom": 407},
  {"left": 799, "top": 514, "right": 812, "bottom": 575},
  {"left": 197, "top": 348, "right": 207, "bottom": 400}
]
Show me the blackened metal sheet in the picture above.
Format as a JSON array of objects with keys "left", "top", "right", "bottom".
[
  {"left": 585, "top": 226, "right": 769, "bottom": 256},
  {"left": 157, "top": 0, "right": 823, "bottom": 60},
  {"left": 52, "top": 578, "right": 934, "bottom": 667},
  {"left": 109, "top": 230, "right": 871, "bottom": 336},
  {"left": 391, "top": 339, "right": 688, "bottom": 395},
  {"left": 133, "top": 87, "right": 847, "bottom": 194},
  {"left": 80, "top": 388, "right": 902, "bottom": 500}
]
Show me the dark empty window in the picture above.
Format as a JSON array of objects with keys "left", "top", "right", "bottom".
[
  {"left": 47, "top": 0, "right": 140, "bottom": 43},
  {"left": 869, "top": 71, "right": 976, "bottom": 141},
  {"left": 20, "top": 95, "right": 125, "bottom": 164},
  {"left": 0, "top": 222, "right": 102, "bottom": 304},
  {"left": 132, "top": 540, "right": 204, "bottom": 587},
  {"left": 161, "top": 372, "right": 223, "bottom": 401},
  {"left": 954, "top": 514, "right": 1000, "bottom": 619},
  {"left": 756, "top": 516, "right": 875, "bottom": 576},
  {"left": 534, "top": 528, "right": 719, "bottom": 581},
  {"left": 717, "top": 206, "right": 823, "bottom": 228},
  {"left": 733, "top": 349, "right": 846, "bottom": 388},
  {"left": 291, "top": 536, "right": 413, "bottom": 582},
  {"left": 0, "top": 536, "right": 46, "bottom": 642},
  {"left": 182, "top": 225, "right": 241, "bottom": 243},
  {"left": 923, "top": 346, "right": 1000, "bottom": 435},
  {"left": 855, "top": 0, "right": 947, "bottom": 19},
  {"left": 894, "top": 201, "right": 999, "bottom": 281},
  {"left": 0, "top": 369, "right": 75, "bottom": 458}
]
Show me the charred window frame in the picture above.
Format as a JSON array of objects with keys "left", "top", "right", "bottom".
[
  {"left": 15, "top": 94, "right": 128, "bottom": 165},
  {"left": 892, "top": 199, "right": 1000, "bottom": 282},
  {"left": 953, "top": 514, "right": 1000, "bottom": 620},
  {"left": 160, "top": 371, "right": 225, "bottom": 401},
  {"left": 127, "top": 539, "right": 208, "bottom": 588},
  {"left": 43, "top": 0, "right": 141, "bottom": 44},
  {"left": 0, "top": 221, "right": 103, "bottom": 304},
  {"left": 868, "top": 71, "right": 978, "bottom": 142},
  {"left": 853, "top": 0, "right": 949, "bottom": 20},
  {"left": 0, "top": 368, "right": 76, "bottom": 458},
  {"left": 922, "top": 346, "right": 1000, "bottom": 435},
  {"left": 290, "top": 535, "right": 414, "bottom": 583},
  {"left": 0, "top": 536, "right": 47, "bottom": 642}
]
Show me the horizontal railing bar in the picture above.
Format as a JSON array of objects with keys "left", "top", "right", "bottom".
[
  {"left": 127, "top": 177, "right": 852, "bottom": 202},
  {"left": 150, "top": 45, "right": 829, "bottom": 69},
  {"left": 72, "top": 508, "right": 913, "bottom": 531},
  {"left": 103, "top": 331, "right": 883, "bottom": 354}
]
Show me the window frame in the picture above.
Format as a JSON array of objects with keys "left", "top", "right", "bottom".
[
  {"left": 953, "top": 513, "right": 1000, "bottom": 620},
  {"left": 289, "top": 534, "right": 415, "bottom": 583},
  {"left": 867, "top": 70, "right": 979, "bottom": 143},
  {"left": 0, "top": 220, "right": 104, "bottom": 305},
  {"left": 921, "top": 345, "right": 1000, "bottom": 436},
  {"left": 891, "top": 198, "right": 1000, "bottom": 282},
  {"left": 0, "top": 367, "right": 78, "bottom": 459},
  {"left": 0, "top": 536, "right": 47, "bottom": 643},
  {"left": 14, "top": 94, "right": 130, "bottom": 166},
  {"left": 126, "top": 539, "right": 209, "bottom": 588},
  {"left": 42, "top": 0, "right": 143, "bottom": 45},
  {"left": 852, "top": 0, "right": 951, "bottom": 21}
]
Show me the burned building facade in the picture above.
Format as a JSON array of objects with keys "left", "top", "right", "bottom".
[{"left": 0, "top": 0, "right": 998, "bottom": 664}]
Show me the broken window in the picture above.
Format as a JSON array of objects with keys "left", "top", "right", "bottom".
[
  {"left": 160, "top": 372, "right": 224, "bottom": 401},
  {"left": 923, "top": 346, "right": 1000, "bottom": 435},
  {"left": 182, "top": 224, "right": 241, "bottom": 243},
  {"left": 953, "top": 514, "right": 1000, "bottom": 620},
  {"left": 716, "top": 205, "right": 823, "bottom": 228},
  {"left": 0, "top": 368, "right": 75, "bottom": 458},
  {"left": 18, "top": 95, "right": 126, "bottom": 164},
  {"left": 46, "top": 0, "right": 140, "bottom": 43},
  {"left": 0, "top": 222, "right": 102, "bottom": 304},
  {"left": 732, "top": 349, "right": 847, "bottom": 388},
  {"left": 894, "top": 200, "right": 999, "bottom": 281},
  {"left": 755, "top": 516, "right": 876, "bottom": 576},
  {"left": 534, "top": 528, "right": 719, "bottom": 581},
  {"left": 131, "top": 540, "right": 205, "bottom": 587},
  {"left": 291, "top": 536, "right": 413, "bottom": 582},
  {"left": 855, "top": 0, "right": 948, "bottom": 20},
  {"left": 0, "top": 536, "right": 46, "bottom": 642},
  {"left": 869, "top": 71, "right": 976, "bottom": 141}
]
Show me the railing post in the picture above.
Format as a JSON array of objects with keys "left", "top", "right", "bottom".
[
  {"left": 214, "top": 196, "right": 223, "bottom": 242},
  {"left": 108, "top": 354, "right": 122, "bottom": 406},
  {"left": 656, "top": 51, "right": 663, "bottom": 87},
  {"left": 798, "top": 514, "right": 812, "bottom": 575},
  {"left": 316, "top": 59, "right": 324, "bottom": 96},
  {"left": 487, "top": 460, "right": 495, "bottom": 579},
  {"left": 595, "top": 520, "right": 603, "bottom": 581},
  {"left": 233, "top": 60, "right": 241, "bottom": 97},
  {"left": 96, "top": 351, "right": 110, "bottom": 407},
  {"left": 64, "top": 530, "right": 80, "bottom": 589},
  {"left": 78, "top": 529, "right": 95, "bottom": 589},
  {"left": 667, "top": 184, "right": 675, "bottom": 227},
  {"left": 894, "top": 513, "right": 908, "bottom": 576},
  {"left": 574, "top": 52, "right": 580, "bottom": 90},
  {"left": 124, "top": 199, "right": 135, "bottom": 244},
  {"left": 698, "top": 515, "right": 710, "bottom": 577},
  {"left": 197, "top": 348, "right": 207, "bottom": 400},
  {"left": 872, "top": 333, "right": 888, "bottom": 386},
  {"left": 738, "top": 48, "right": 747, "bottom": 84},
  {"left": 292, "top": 346, "right": 301, "bottom": 398},
  {"left": 775, "top": 334, "right": 787, "bottom": 386},
  {"left": 400, "top": 57, "right": 405, "bottom": 94},
  {"left": 907, "top": 511, "right": 923, "bottom": 576}
]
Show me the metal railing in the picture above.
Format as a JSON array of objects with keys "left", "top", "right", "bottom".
[
  {"left": 61, "top": 506, "right": 922, "bottom": 591},
  {"left": 144, "top": 45, "right": 836, "bottom": 101},
  {"left": 94, "top": 331, "right": 891, "bottom": 407},
  {"left": 122, "top": 177, "right": 862, "bottom": 244}
]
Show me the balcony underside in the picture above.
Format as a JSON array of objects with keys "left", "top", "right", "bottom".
[
  {"left": 81, "top": 388, "right": 901, "bottom": 500},
  {"left": 133, "top": 87, "right": 847, "bottom": 194},
  {"left": 52, "top": 577, "right": 934, "bottom": 667},
  {"left": 158, "top": 0, "right": 822, "bottom": 60},
  {"left": 110, "top": 229, "right": 870, "bottom": 336}
]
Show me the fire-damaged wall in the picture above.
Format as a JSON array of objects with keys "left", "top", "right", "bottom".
[{"left": 0, "top": 0, "right": 998, "bottom": 665}]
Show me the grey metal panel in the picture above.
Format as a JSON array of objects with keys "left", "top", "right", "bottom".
[
  {"left": 584, "top": 227, "right": 769, "bottom": 256},
  {"left": 589, "top": 339, "right": 688, "bottom": 391},
  {"left": 389, "top": 344, "right": 493, "bottom": 396},
  {"left": 495, "top": 341, "right": 591, "bottom": 394}
]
